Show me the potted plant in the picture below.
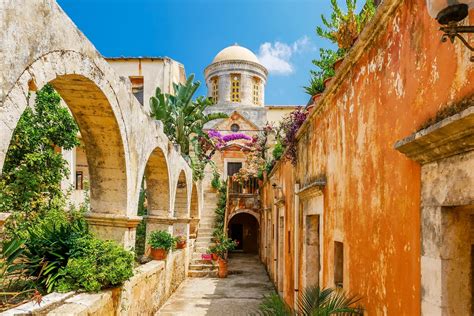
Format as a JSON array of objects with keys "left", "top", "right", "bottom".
[
  {"left": 148, "top": 230, "right": 175, "bottom": 260},
  {"left": 207, "top": 246, "right": 218, "bottom": 261},
  {"left": 175, "top": 235, "right": 187, "bottom": 249},
  {"left": 213, "top": 234, "right": 238, "bottom": 278},
  {"left": 317, "top": 0, "right": 375, "bottom": 50}
]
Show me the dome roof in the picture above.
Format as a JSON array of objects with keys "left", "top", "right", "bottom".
[{"left": 212, "top": 44, "right": 260, "bottom": 64}]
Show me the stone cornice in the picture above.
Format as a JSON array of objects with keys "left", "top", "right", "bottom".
[
  {"left": 143, "top": 215, "right": 193, "bottom": 224},
  {"left": 85, "top": 213, "right": 142, "bottom": 228},
  {"left": 296, "top": 179, "right": 327, "bottom": 200},
  {"left": 296, "top": 0, "right": 404, "bottom": 140},
  {"left": 394, "top": 106, "right": 474, "bottom": 164},
  {"left": 204, "top": 60, "right": 268, "bottom": 79}
]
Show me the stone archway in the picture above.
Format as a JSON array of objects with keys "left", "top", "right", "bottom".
[
  {"left": 228, "top": 211, "right": 260, "bottom": 253},
  {"left": 0, "top": 1, "right": 194, "bottom": 249},
  {"left": 0, "top": 50, "right": 140, "bottom": 247},
  {"left": 189, "top": 183, "right": 199, "bottom": 238},
  {"left": 173, "top": 170, "right": 189, "bottom": 238},
  {"left": 1, "top": 60, "right": 129, "bottom": 216},
  {"left": 144, "top": 146, "right": 170, "bottom": 217}
]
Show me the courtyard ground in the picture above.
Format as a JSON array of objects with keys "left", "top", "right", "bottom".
[{"left": 157, "top": 253, "right": 275, "bottom": 315}]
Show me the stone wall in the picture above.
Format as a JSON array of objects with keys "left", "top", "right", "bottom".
[{"left": 3, "top": 248, "right": 190, "bottom": 316}]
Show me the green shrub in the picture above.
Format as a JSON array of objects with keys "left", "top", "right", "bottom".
[
  {"left": 22, "top": 208, "right": 89, "bottom": 292},
  {"left": 148, "top": 230, "right": 175, "bottom": 250},
  {"left": 272, "top": 141, "right": 284, "bottom": 161},
  {"left": 211, "top": 172, "right": 221, "bottom": 190},
  {"left": 57, "top": 236, "right": 134, "bottom": 292}
]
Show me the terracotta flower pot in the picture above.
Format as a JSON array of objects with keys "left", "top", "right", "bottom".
[
  {"left": 150, "top": 248, "right": 167, "bottom": 260},
  {"left": 312, "top": 93, "right": 323, "bottom": 104},
  {"left": 306, "top": 104, "right": 315, "bottom": 114},
  {"left": 333, "top": 58, "right": 344, "bottom": 72},
  {"left": 323, "top": 77, "right": 333, "bottom": 89},
  {"left": 212, "top": 253, "right": 218, "bottom": 261},
  {"left": 176, "top": 240, "right": 186, "bottom": 249},
  {"left": 217, "top": 258, "right": 228, "bottom": 278}
]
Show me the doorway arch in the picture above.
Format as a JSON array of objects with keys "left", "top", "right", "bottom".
[{"left": 228, "top": 212, "right": 260, "bottom": 253}]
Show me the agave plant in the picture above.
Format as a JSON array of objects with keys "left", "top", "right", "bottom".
[
  {"left": 149, "top": 74, "right": 228, "bottom": 156},
  {"left": 258, "top": 286, "right": 363, "bottom": 316}
]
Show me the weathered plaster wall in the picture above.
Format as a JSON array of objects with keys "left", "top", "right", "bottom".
[
  {"left": 262, "top": 0, "right": 473, "bottom": 314},
  {"left": 4, "top": 248, "right": 190, "bottom": 316}
]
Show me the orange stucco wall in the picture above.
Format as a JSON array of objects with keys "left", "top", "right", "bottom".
[{"left": 261, "top": 0, "right": 474, "bottom": 314}]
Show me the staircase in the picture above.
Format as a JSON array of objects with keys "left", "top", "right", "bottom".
[{"left": 188, "top": 190, "right": 218, "bottom": 277}]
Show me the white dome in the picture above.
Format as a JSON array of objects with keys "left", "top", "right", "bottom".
[{"left": 212, "top": 44, "right": 260, "bottom": 64}]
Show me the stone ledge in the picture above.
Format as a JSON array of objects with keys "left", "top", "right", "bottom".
[
  {"left": 394, "top": 106, "right": 474, "bottom": 164},
  {"left": 85, "top": 213, "right": 142, "bottom": 228},
  {"left": 296, "top": 178, "right": 326, "bottom": 200},
  {"left": 1, "top": 292, "right": 74, "bottom": 315}
]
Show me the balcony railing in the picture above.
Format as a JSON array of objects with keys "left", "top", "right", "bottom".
[{"left": 228, "top": 177, "right": 259, "bottom": 195}]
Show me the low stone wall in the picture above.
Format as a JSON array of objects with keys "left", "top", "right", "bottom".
[{"left": 3, "top": 247, "right": 190, "bottom": 316}]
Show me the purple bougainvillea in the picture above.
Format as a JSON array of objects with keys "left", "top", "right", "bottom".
[
  {"left": 207, "top": 129, "right": 251, "bottom": 149},
  {"left": 279, "top": 109, "right": 308, "bottom": 164}
]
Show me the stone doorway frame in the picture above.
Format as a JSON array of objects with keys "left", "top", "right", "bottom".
[{"left": 396, "top": 105, "right": 474, "bottom": 315}]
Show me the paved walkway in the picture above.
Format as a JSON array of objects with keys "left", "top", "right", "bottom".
[{"left": 157, "top": 253, "right": 275, "bottom": 316}]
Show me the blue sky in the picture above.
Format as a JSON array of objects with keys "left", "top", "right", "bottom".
[{"left": 57, "top": 0, "right": 336, "bottom": 105}]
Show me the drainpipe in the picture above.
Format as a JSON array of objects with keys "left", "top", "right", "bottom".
[{"left": 294, "top": 183, "right": 300, "bottom": 310}]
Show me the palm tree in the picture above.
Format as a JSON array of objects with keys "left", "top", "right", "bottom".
[
  {"left": 150, "top": 74, "right": 227, "bottom": 156},
  {"left": 258, "top": 286, "right": 363, "bottom": 316}
]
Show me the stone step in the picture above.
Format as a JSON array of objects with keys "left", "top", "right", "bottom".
[
  {"left": 197, "top": 228, "right": 213, "bottom": 235},
  {"left": 196, "top": 235, "right": 212, "bottom": 240},
  {"left": 199, "top": 223, "right": 213, "bottom": 229},
  {"left": 195, "top": 246, "right": 210, "bottom": 253},
  {"left": 195, "top": 238, "right": 213, "bottom": 243},
  {"left": 189, "top": 263, "right": 216, "bottom": 270},
  {"left": 188, "top": 269, "right": 218, "bottom": 278},
  {"left": 191, "top": 259, "right": 216, "bottom": 265},
  {"left": 195, "top": 240, "right": 213, "bottom": 247}
]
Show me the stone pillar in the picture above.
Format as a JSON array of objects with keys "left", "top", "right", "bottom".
[
  {"left": 173, "top": 218, "right": 191, "bottom": 239},
  {"left": 240, "top": 74, "right": 253, "bottom": 105},
  {"left": 86, "top": 213, "right": 142, "bottom": 250},
  {"left": 219, "top": 74, "right": 231, "bottom": 103},
  {"left": 421, "top": 205, "right": 472, "bottom": 315}
]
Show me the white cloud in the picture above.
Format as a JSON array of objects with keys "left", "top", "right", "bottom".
[{"left": 257, "top": 36, "right": 312, "bottom": 75}]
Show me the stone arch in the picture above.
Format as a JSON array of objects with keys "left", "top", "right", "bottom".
[
  {"left": 228, "top": 209, "right": 260, "bottom": 225},
  {"left": 189, "top": 183, "right": 199, "bottom": 238},
  {"left": 174, "top": 170, "right": 188, "bottom": 219},
  {"left": 173, "top": 170, "right": 189, "bottom": 238},
  {"left": 143, "top": 146, "right": 170, "bottom": 217},
  {"left": 0, "top": 51, "right": 130, "bottom": 216},
  {"left": 228, "top": 210, "right": 260, "bottom": 254}
]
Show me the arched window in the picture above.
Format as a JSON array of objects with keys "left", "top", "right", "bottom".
[
  {"left": 253, "top": 77, "right": 260, "bottom": 105},
  {"left": 211, "top": 76, "right": 219, "bottom": 104},
  {"left": 231, "top": 74, "right": 241, "bottom": 102}
]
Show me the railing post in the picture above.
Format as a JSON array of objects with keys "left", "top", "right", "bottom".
[{"left": 223, "top": 180, "right": 231, "bottom": 237}]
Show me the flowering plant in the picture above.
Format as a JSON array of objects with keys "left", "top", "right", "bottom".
[{"left": 278, "top": 109, "right": 307, "bottom": 165}]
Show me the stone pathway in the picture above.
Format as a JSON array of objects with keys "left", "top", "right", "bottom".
[{"left": 157, "top": 253, "right": 275, "bottom": 316}]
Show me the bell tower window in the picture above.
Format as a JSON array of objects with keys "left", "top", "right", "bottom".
[
  {"left": 253, "top": 77, "right": 260, "bottom": 105},
  {"left": 231, "top": 74, "right": 241, "bottom": 102},
  {"left": 211, "top": 76, "right": 219, "bottom": 104}
]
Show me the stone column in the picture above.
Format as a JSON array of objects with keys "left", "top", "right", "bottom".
[
  {"left": 86, "top": 213, "right": 142, "bottom": 250},
  {"left": 240, "top": 73, "right": 253, "bottom": 105},
  {"left": 219, "top": 74, "right": 231, "bottom": 103}
]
